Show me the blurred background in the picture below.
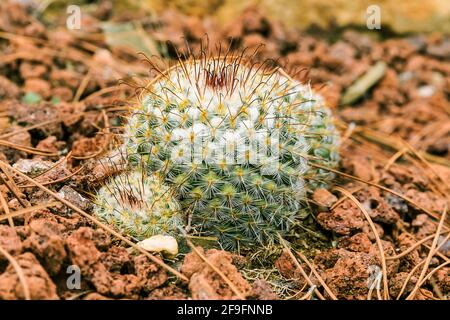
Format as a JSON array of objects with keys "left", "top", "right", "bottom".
[{"left": 36, "top": 0, "right": 450, "bottom": 33}]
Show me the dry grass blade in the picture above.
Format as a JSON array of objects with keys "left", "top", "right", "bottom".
[
  {"left": 0, "top": 159, "right": 189, "bottom": 283},
  {"left": 16, "top": 152, "right": 73, "bottom": 186},
  {"left": 334, "top": 186, "right": 389, "bottom": 300},
  {"left": 0, "top": 167, "right": 29, "bottom": 208},
  {"left": 72, "top": 110, "right": 111, "bottom": 160},
  {"left": 429, "top": 277, "right": 445, "bottom": 299},
  {"left": 312, "top": 163, "right": 448, "bottom": 228},
  {"left": 82, "top": 85, "right": 123, "bottom": 102},
  {"left": 0, "top": 140, "right": 59, "bottom": 157},
  {"left": 397, "top": 261, "right": 423, "bottom": 299},
  {"left": 355, "top": 127, "right": 450, "bottom": 168},
  {"left": 185, "top": 238, "right": 246, "bottom": 300},
  {"left": 18, "top": 166, "right": 84, "bottom": 188},
  {"left": 396, "top": 230, "right": 450, "bottom": 299},
  {"left": 404, "top": 141, "right": 450, "bottom": 194},
  {"left": 294, "top": 250, "right": 338, "bottom": 300},
  {"left": 73, "top": 71, "right": 92, "bottom": 102},
  {"left": 0, "top": 189, "right": 13, "bottom": 227},
  {"left": 418, "top": 261, "right": 450, "bottom": 290},
  {"left": 0, "top": 245, "right": 30, "bottom": 300},
  {"left": 406, "top": 206, "right": 447, "bottom": 300},
  {"left": 298, "top": 286, "right": 316, "bottom": 300},
  {"left": 278, "top": 235, "right": 325, "bottom": 300},
  {"left": 382, "top": 148, "right": 408, "bottom": 174},
  {"left": 0, "top": 114, "right": 84, "bottom": 140},
  {"left": 0, "top": 202, "right": 60, "bottom": 222},
  {"left": 386, "top": 231, "right": 449, "bottom": 260},
  {"left": 423, "top": 242, "right": 450, "bottom": 262}
]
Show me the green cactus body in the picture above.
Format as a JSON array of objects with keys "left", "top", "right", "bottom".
[
  {"left": 118, "top": 56, "right": 339, "bottom": 250},
  {"left": 94, "top": 170, "right": 183, "bottom": 239}
]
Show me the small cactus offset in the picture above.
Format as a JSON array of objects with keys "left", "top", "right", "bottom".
[
  {"left": 98, "top": 52, "right": 340, "bottom": 251},
  {"left": 94, "top": 170, "right": 183, "bottom": 240}
]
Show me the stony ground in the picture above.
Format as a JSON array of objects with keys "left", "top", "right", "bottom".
[{"left": 0, "top": 1, "right": 449, "bottom": 300}]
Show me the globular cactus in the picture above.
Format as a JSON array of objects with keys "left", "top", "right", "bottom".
[
  {"left": 94, "top": 170, "right": 183, "bottom": 240},
  {"left": 107, "top": 53, "right": 339, "bottom": 251}
]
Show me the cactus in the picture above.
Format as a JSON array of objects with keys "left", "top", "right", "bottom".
[
  {"left": 94, "top": 169, "right": 183, "bottom": 240},
  {"left": 107, "top": 54, "right": 339, "bottom": 251}
]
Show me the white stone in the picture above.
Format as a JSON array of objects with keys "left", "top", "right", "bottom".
[{"left": 137, "top": 235, "right": 179, "bottom": 258}]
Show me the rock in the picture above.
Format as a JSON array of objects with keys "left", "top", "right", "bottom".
[
  {"left": 0, "top": 125, "right": 32, "bottom": 162},
  {"left": 396, "top": 233, "right": 422, "bottom": 272},
  {"left": 438, "top": 236, "right": 450, "bottom": 255},
  {"left": 275, "top": 250, "right": 304, "bottom": 281},
  {"left": 11, "top": 101, "right": 63, "bottom": 138},
  {"left": 341, "top": 153, "right": 374, "bottom": 181},
  {"left": 317, "top": 200, "right": 365, "bottom": 235},
  {"left": 91, "top": 229, "right": 112, "bottom": 251},
  {"left": 108, "top": 273, "right": 141, "bottom": 298},
  {"left": 71, "top": 134, "right": 107, "bottom": 158},
  {"left": 356, "top": 187, "right": 400, "bottom": 224},
  {"left": 83, "top": 292, "right": 111, "bottom": 300},
  {"left": 427, "top": 40, "right": 450, "bottom": 58},
  {"left": 51, "top": 86, "right": 73, "bottom": 102},
  {"left": 13, "top": 159, "right": 70, "bottom": 187},
  {"left": 338, "top": 233, "right": 372, "bottom": 253},
  {"left": 23, "top": 219, "right": 66, "bottom": 275},
  {"left": 24, "top": 78, "right": 51, "bottom": 99},
  {"left": 35, "top": 136, "right": 65, "bottom": 156},
  {"left": 134, "top": 254, "right": 168, "bottom": 292},
  {"left": 65, "top": 228, "right": 142, "bottom": 298},
  {"left": 19, "top": 62, "right": 47, "bottom": 79},
  {"left": 57, "top": 185, "right": 92, "bottom": 211},
  {"left": 146, "top": 284, "right": 188, "bottom": 300},
  {"left": 0, "top": 76, "right": 19, "bottom": 99},
  {"left": 312, "top": 188, "right": 338, "bottom": 208},
  {"left": 251, "top": 279, "right": 278, "bottom": 300},
  {"left": 389, "top": 272, "right": 417, "bottom": 298},
  {"left": 181, "top": 247, "right": 252, "bottom": 300},
  {"left": 435, "top": 268, "right": 450, "bottom": 294},
  {"left": 411, "top": 214, "right": 428, "bottom": 227},
  {"left": 0, "top": 225, "right": 22, "bottom": 263},
  {"left": 13, "top": 158, "right": 53, "bottom": 175},
  {"left": 0, "top": 252, "right": 59, "bottom": 300},
  {"left": 314, "top": 248, "right": 379, "bottom": 300},
  {"left": 100, "top": 246, "right": 131, "bottom": 274},
  {"left": 180, "top": 246, "right": 205, "bottom": 278},
  {"left": 65, "top": 227, "right": 111, "bottom": 294}
]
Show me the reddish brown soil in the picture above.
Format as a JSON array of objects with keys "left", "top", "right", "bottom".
[{"left": 0, "top": 1, "right": 449, "bottom": 300}]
